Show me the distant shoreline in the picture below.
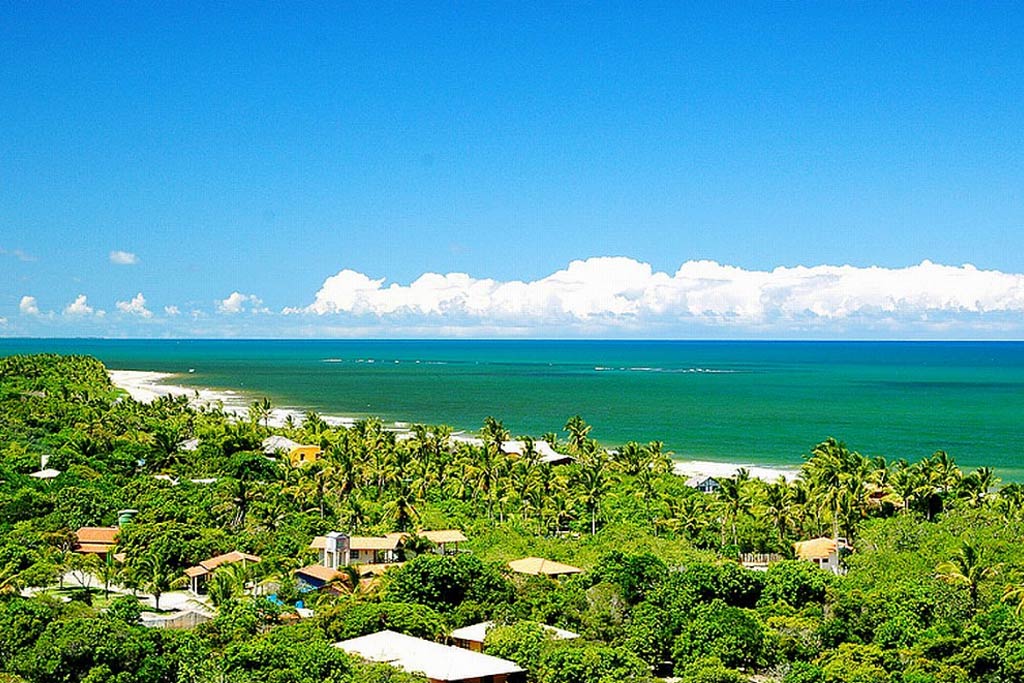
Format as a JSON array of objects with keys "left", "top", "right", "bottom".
[{"left": 107, "top": 368, "right": 801, "bottom": 482}]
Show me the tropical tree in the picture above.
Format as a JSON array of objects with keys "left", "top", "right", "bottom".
[
  {"left": 717, "top": 475, "right": 752, "bottom": 548},
  {"left": 135, "top": 552, "right": 187, "bottom": 611},
  {"left": 936, "top": 541, "right": 1000, "bottom": 612},
  {"left": 564, "top": 415, "right": 593, "bottom": 455}
]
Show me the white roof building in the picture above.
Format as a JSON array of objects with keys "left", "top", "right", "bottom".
[
  {"left": 501, "top": 440, "right": 574, "bottom": 465},
  {"left": 261, "top": 435, "right": 304, "bottom": 455},
  {"left": 451, "top": 621, "right": 578, "bottom": 647},
  {"left": 335, "top": 630, "right": 526, "bottom": 683}
]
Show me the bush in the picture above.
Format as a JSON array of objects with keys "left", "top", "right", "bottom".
[
  {"left": 380, "top": 554, "right": 513, "bottom": 613},
  {"left": 761, "top": 561, "right": 832, "bottom": 608},
  {"left": 673, "top": 600, "right": 769, "bottom": 671},
  {"left": 316, "top": 602, "right": 446, "bottom": 642}
]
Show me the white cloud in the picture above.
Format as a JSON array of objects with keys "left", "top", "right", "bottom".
[
  {"left": 19, "top": 295, "right": 40, "bottom": 316},
  {"left": 164, "top": 305, "right": 181, "bottom": 316},
  {"left": 217, "top": 291, "right": 266, "bottom": 314},
  {"left": 0, "top": 316, "right": 7, "bottom": 325},
  {"left": 1, "top": 247, "right": 36, "bottom": 262},
  {"left": 291, "top": 258, "right": 1024, "bottom": 332},
  {"left": 64, "top": 294, "right": 96, "bottom": 316},
  {"left": 116, "top": 292, "right": 153, "bottom": 318},
  {"left": 109, "top": 250, "right": 138, "bottom": 265}
]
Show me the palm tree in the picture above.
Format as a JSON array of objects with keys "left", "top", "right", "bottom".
[
  {"left": 959, "top": 467, "right": 998, "bottom": 508},
  {"left": 928, "top": 450, "right": 962, "bottom": 496},
  {"left": 383, "top": 483, "right": 420, "bottom": 531},
  {"left": 324, "top": 565, "right": 363, "bottom": 597},
  {"left": 804, "top": 438, "right": 853, "bottom": 538},
  {"left": 936, "top": 541, "right": 1000, "bottom": 612},
  {"left": 248, "top": 398, "right": 270, "bottom": 431},
  {"left": 618, "top": 441, "right": 646, "bottom": 476},
  {"left": 136, "top": 553, "right": 187, "bottom": 611},
  {"left": 207, "top": 564, "right": 247, "bottom": 607},
  {"left": 717, "top": 475, "right": 752, "bottom": 548},
  {"left": 760, "top": 477, "right": 795, "bottom": 547},
  {"left": 564, "top": 415, "right": 593, "bottom": 455}
]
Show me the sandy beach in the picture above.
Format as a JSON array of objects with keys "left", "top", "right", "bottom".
[
  {"left": 108, "top": 370, "right": 358, "bottom": 430},
  {"left": 673, "top": 459, "right": 799, "bottom": 483},
  {"left": 109, "top": 369, "right": 801, "bottom": 482}
]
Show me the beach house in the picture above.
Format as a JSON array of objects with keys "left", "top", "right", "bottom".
[
  {"left": 184, "top": 551, "right": 261, "bottom": 594},
  {"left": 794, "top": 536, "right": 852, "bottom": 575},
  {"left": 685, "top": 475, "right": 722, "bottom": 493},
  {"left": 335, "top": 630, "right": 526, "bottom": 683},
  {"left": 261, "top": 435, "right": 322, "bottom": 465},
  {"left": 297, "top": 529, "right": 469, "bottom": 591}
]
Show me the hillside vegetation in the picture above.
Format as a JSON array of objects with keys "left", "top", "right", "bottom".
[{"left": 2, "top": 354, "right": 1024, "bottom": 682}]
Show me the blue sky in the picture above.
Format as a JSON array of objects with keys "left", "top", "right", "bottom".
[{"left": 2, "top": 2, "right": 1023, "bottom": 338}]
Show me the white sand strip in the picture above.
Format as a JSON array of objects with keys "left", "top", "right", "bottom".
[
  {"left": 108, "top": 370, "right": 358, "bottom": 429},
  {"left": 674, "top": 459, "right": 799, "bottom": 482}
]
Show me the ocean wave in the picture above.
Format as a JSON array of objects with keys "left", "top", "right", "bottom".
[{"left": 594, "top": 366, "right": 740, "bottom": 374}]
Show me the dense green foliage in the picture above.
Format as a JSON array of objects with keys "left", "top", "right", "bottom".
[{"left": 2, "top": 353, "right": 1024, "bottom": 682}]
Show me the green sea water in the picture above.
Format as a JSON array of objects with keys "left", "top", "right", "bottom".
[{"left": 3, "top": 339, "right": 1024, "bottom": 479}]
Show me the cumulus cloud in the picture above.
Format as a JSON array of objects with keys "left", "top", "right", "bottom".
[
  {"left": 217, "top": 291, "right": 266, "bottom": 314},
  {"left": 109, "top": 250, "right": 138, "bottom": 265},
  {"left": 164, "top": 305, "right": 181, "bottom": 316},
  {"left": 64, "top": 294, "right": 97, "bottom": 316},
  {"left": 289, "top": 258, "right": 1024, "bottom": 332},
  {"left": 0, "top": 316, "right": 7, "bottom": 325},
  {"left": 116, "top": 292, "right": 153, "bottom": 318},
  {"left": 19, "top": 295, "right": 40, "bottom": 316}
]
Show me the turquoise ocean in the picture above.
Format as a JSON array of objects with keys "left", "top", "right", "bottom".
[{"left": 3, "top": 339, "right": 1024, "bottom": 479}]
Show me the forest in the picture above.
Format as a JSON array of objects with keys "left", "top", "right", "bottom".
[{"left": 2, "top": 353, "right": 1024, "bottom": 683}]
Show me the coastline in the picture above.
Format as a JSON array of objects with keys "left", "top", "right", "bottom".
[{"left": 107, "top": 369, "right": 802, "bottom": 482}]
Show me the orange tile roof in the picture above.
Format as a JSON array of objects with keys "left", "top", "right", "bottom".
[
  {"left": 199, "top": 551, "right": 260, "bottom": 570},
  {"left": 184, "top": 551, "right": 260, "bottom": 578},
  {"left": 76, "top": 543, "right": 117, "bottom": 555},
  {"left": 295, "top": 564, "right": 347, "bottom": 583},
  {"left": 76, "top": 527, "right": 119, "bottom": 544}
]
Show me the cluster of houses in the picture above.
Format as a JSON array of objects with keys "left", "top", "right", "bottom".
[
  {"left": 259, "top": 435, "right": 579, "bottom": 469},
  {"left": 59, "top": 435, "right": 861, "bottom": 682}
]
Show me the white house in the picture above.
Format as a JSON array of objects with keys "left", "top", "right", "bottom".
[{"left": 335, "top": 630, "right": 526, "bottom": 683}]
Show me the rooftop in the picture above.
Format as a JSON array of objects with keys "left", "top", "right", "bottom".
[
  {"left": 334, "top": 629, "right": 524, "bottom": 681},
  {"left": 185, "top": 550, "right": 260, "bottom": 577},
  {"left": 76, "top": 527, "right": 119, "bottom": 545},
  {"left": 794, "top": 537, "right": 851, "bottom": 561},
  {"left": 501, "top": 440, "right": 573, "bottom": 464},
  {"left": 508, "top": 557, "right": 583, "bottom": 576},
  {"left": 450, "top": 620, "right": 578, "bottom": 644}
]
